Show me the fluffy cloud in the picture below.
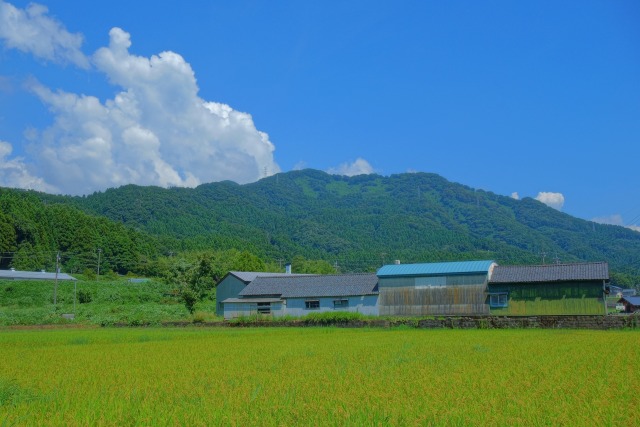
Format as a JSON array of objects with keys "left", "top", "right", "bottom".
[
  {"left": 535, "top": 192, "right": 565, "bottom": 210},
  {"left": 327, "top": 158, "right": 375, "bottom": 177},
  {"left": 17, "top": 26, "right": 279, "bottom": 194},
  {"left": 511, "top": 192, "right": 519, "bottom": 200},
  {"left": 0, "top": 140, "right": 57, "bottom": 192},
  {"left": 0, "top": 1, "right": 89, "bottom": 68}
]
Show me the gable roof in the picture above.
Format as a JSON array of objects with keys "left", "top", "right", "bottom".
[
  {"left": 239, "top": 273, "right": 378, "bottom": 298},
  {"left": 377, "top": 260, "right": 495, "bottom": 278},
  {"left": 0, "top": 270, "right": 77, "bottom": 281},
  {"left": 226, "top": 271, "right": 307, "bottom": 284},
  {"left": 489, "top": 262, "right": 609, "bottom": 284}
]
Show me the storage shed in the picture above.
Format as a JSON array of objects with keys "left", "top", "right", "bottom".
[
  {"left": 222, "top": 273, "right": 379, "bottom": 319},
  {"left": 618, "top": 296, "right": 640, "bottom": 314},
  {"left": 376, "top": 260, "right": 496, "bottom": 316},
  {"left": 488, "top": 262, "right": 609, "bottom": 315}
]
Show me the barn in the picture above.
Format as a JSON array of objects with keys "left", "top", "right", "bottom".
[
  {"left": 221, "top": 273, "right": 379, "bottom": 319},
  {"left": 376, "top": 260, "right": 496, "bottom": 316},
  {"left": 487, "top": 262, "right": 609, "bottom": 315}
]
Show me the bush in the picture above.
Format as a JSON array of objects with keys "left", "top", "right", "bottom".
[
  {"left": 83, "top": 269, "right": 96, "bottom": 281},
  {"left": 77, "top": 289, "right": 93, "bottom": 304},
  {"left": 302, "top": 311, "right": 366, "bottom": 325}
]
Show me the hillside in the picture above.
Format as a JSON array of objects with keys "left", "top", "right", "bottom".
[
  {"left": 0, "top": 188, "right": 166, "bottom": 274},
  {"left": 32, "top": 169, "right": 640, "bottom": 280}
]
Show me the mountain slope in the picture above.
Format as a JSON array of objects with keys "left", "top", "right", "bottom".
[
  {"left": 37, "top": 169, "right": 640, "bottom": 276},
  {"left": 0, "top": 188, "right": 165, "bottom": 273}
]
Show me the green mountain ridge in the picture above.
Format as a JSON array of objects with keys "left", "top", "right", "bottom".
[
  {"left": 12, "top": 169, "right": 639, "bottom": 282},
  {"left": 0, "top": 169, "right": 640, "bottom": 280}
]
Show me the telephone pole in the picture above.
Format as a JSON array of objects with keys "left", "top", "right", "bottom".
[
  {"left": 54, "top": 251, "right": 60, "bottom": 306},
  {"left": 97, "top": 248, "right": 102, "bottom": 280}
]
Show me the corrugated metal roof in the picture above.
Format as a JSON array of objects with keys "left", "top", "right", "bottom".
[
  {"left": 619, "top": 296, "right": 640, "bottom": 306},
  {"left": 377, "top": 260, "right": 495, "bottom": 277},
  {"left": 222, "top": 297, "right": 283, "bottom": 304},
  {"left": 489, "top": 262, "right": 609, "bottom": 284},
  {"left": 0, "top": 270, "right": 77, "bottom": 281},
  {"left": 239, "top": 273, "right": 379, "bottom": 298}
]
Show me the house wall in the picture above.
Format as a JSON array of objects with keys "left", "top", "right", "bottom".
[
  {"left": 378, "top": 274, "right": 489, "bottom": 316},
  {"left": 223, "top": 301, "right": 284, "bottom": 319},
  {"left": 488, "top": 280, "right": 605, "bottom": 315},
  {"left": 216, "top": 275, "right": 247, "bottom": 316},
  {"left": 283, "top": 295, "right": 379, "bottom": 317}
]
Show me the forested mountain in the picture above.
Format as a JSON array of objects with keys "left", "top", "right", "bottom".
[
  {"left": 0, "top": 189, "right": 165, "bottom": 274},
  {"left": 25, "top": 169, "right": 640, "bottom": 283}
]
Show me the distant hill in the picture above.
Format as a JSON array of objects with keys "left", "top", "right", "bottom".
[
  {"left": 0, "top": 188, "right": 165, "bottom": 274},
  {"left": 27, "top": 169, "right": 640, "bottom": 281}
]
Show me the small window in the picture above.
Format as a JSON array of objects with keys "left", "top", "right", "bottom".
[
  {"left": 489, "top": 293, "right": 508, "bottom": 308},
  {"left": 305, "top": 300, "right": 320, "bottom": 309},
  {"left": 333, "top": 299, "right": 349, "bottom": 309},
  {"left": 257, "top": 302, "right": 271, "bottom": 314}
]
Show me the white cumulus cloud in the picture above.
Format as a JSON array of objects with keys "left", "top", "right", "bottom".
[
  {"left": 0, "top": 0, "right": 89, "bottom": 68},
  {"left": 535, "top": 191, "right": 565, "bottom": 210},
  {"left": 0, "top": 140, "right": 57, "bottom": 192},
  {"left": 19, "top": 27, "right": 279, "bottom": 194},
  {"left": 511, "top": 192, "right": 519, "bottom": 200},
  {"left": 327, "top": 158, "right": 375, "bottom": 177}
]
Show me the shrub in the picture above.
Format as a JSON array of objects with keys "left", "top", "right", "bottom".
[
  {"left": 302, "top": 311, "right": 366, "bottom": 325},
  {"left": 77, "top": 289, "right": 93, "bottom": 304},
  {"left": 83, "top": 269, "right": 97, "bottom": 281}
]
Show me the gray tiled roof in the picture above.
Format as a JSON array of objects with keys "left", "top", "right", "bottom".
[
  {"left": 0, "top": 270, "right": 77, "bottom": 281},
  {"left": 229, "top": 271, "right": 308, "bottom": 283},
  {"left": 239, "top": 273, "right": 379, "bottom": 298},
  {"left": 489, "top": 262, "right": 609, "bottom": 284}
]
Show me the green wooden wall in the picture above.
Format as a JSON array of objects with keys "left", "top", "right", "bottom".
[{"left": 488, "top": 281, "right": 605, "bottom": 315}]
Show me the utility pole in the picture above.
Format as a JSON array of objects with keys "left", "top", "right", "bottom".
[
  {"left": 54, "top": 251, "right": 60, "bottom": 306},
  {"left": 97, "top": 248, "right": 102, "bottom": 280},
  {"left": 380, "top": 252, "right": 387, "bottom": 266}
]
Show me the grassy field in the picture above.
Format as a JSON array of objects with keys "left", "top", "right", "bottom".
[
  {"left": 0, "top": 278, "right": 217, "bottom": 326},
  {"left": 0, "top": 327, "right": 638, "bottom": 426}
]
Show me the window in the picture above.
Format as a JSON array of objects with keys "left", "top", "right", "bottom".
[
  {"left": 333, "top": 299, "right": 349, "bottom": 309},
  {"left": 257, "top": 302, "right": 271, "bottom": 314},
  {"left": 305, "top": 300, "right": 320, "bottom": 309},
  {"left": 489, "top": 293, "right": 508, "bottom": 308}
]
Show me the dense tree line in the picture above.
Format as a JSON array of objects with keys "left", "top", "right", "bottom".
[
  {"left": 0, "top": 189, "right": 163, "bottom": 274},
  {"left": 5, "top": 169, "right": 640, "bottom": 285}
]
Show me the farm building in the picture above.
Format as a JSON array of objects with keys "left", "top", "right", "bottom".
[
  {"left": 618, "top": 296, "right": 640, "bottom": 313},
  {"left": 376, "top": 260, "right": 496, "bottom": 316},
  {"left": 487, "top": 262, "right": 609, "bottom": 315},
  {"left": 218, "top": 260, "right": 613, "bottom": 319},
  {"left": 215, "top": 271, "right": 306, "bottom": 316},
  {"left": 221, "top": 273, "right": 379, "bottom": 319}
]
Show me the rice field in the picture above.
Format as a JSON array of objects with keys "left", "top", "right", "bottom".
[{"left": 0, "top": 327, "right": 638, "bottom": 426}]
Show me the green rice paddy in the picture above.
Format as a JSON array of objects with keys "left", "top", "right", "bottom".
[{"left": 0, "top": 327, "right": 638, "bottom": 426}]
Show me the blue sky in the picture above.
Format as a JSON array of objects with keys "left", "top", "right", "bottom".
[{"left": 0, "top": 0, "right": 639, "bottom": 228}]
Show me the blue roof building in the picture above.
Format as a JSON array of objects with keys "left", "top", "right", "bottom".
[{"left": 377, "top": 260, "right": 496, "bottom": 316}]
